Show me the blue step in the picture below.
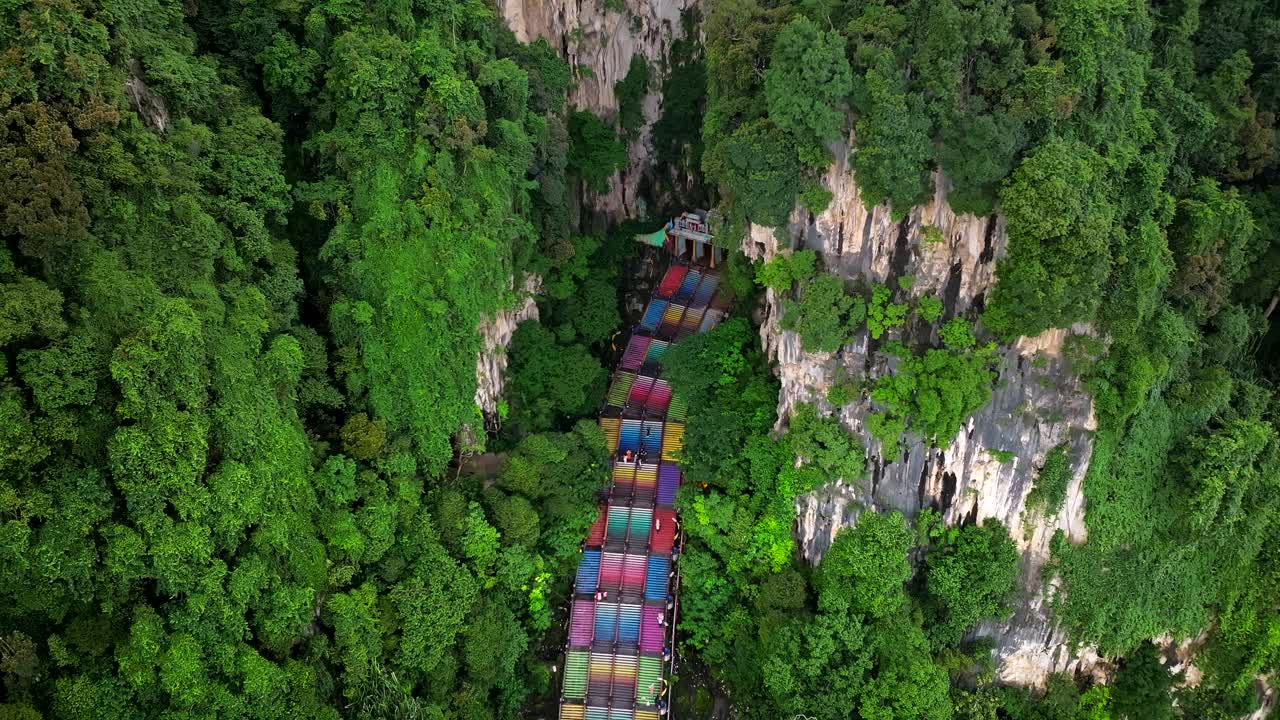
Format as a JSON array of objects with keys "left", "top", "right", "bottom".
[
  {"left": 594, "top": 603, "right": 619, "bottom": 642},
  {"left": 640, "top": 300, "right": 668, "bottom": 332},
  {"left": 619, "top": 419, "right": 641, "bottom": 452},
  {"left": 619, "top": 604, "right": 641, "bottom": 645},
  {"left": 640, "top": 421, "right": 663, "bottom": 454},
  {"left": 644, "top": 556, "right": 671, "bottom": 601},
  {"left": 576, "top": 551, "right": 601, "bottom": 593}
]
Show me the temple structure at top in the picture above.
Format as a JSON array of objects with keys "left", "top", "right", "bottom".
[{"left": 634, "top": 211, "right": 727, "bottom": 268}]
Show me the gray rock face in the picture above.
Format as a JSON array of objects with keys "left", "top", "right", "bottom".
[
  {"left": 474, "top": 273, "right": 542, "bottom": 422},
  {"left": 747, "top": 130, "right": 1102, "bottom": 686},
  {"left": 125, "top": 65, "right": 170, "bottom": 133},
  {"left": 497, "top": 0, "right": 697, "bottom": 223}
]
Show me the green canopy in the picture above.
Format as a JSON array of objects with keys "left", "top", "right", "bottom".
[{"left": 634, "top": 227, "right": 667, "bottom": 247}]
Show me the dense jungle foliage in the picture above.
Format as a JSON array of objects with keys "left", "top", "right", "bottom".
[
  {"left": 1, "top": 0, "right": 1279, "bottom": 716},
  {"left": 0, "top": 0, "right": 636, "bottom": 716},
  {"left": 679, "top": 0, "right": 1280, "bottom": 716}
]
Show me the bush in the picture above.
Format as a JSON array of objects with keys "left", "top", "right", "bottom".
[
  {"left": 917, "top": 295, "right": 944, "bottom": 323},
  {"left": 867, "top": 284, "right": 908, "bottom": 340},
  {"left": 568, "top": 110, "right": 627, "bottom": 192},
  {"left": 503, "top": 322, "right": 606, "bottom": 438},
  {"left": 981, "top": 137, "right": 1116, "bottom": 339},
  {"left": 787, "top": 403, "right": 865, "bottom": 485},
  {"left": 755, "top": 249, "right": 817, "bottom": 291},
  {"left": 871, "top": 343, "right": 998, "bottom": 448},
  {"left": 987, "top": 448, "right": 1015, "bottom": 463},
  {"left": 764, "top": 16, "right": 853, "bottom": 149},
  {"left": 782, "top": 274, "right": 866, "bottom": 352},
  {"left": 614, "top": 55, "right": 650, "bottom": 139},
  {"left": 703, "top": 119, "right": 801, "bottom": 227},
  {"left": 1025, "top": 444, "right": 1071, "bottom": 515},
  {"left": 924, "top": 519, "right": 1020, "bottom": 647},
  {"left": 940, "top": 318, "right": 976, "bottom": 350}
]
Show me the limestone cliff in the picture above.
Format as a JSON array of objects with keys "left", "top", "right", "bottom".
[
  {"left": 498, "top": 0, "right": 696, "bottom": 222},
  {"left": 476, "top": 0, "right": 694, "bottom": 420},
  {"left": 474, "top": 273, "right": 542, "bottom": 425},
  {"left": 746, "top": 137, "right": 1102, "bottom": 687}
]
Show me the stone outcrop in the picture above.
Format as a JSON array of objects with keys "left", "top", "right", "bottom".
[
  {"left": 125, "top": 63, "right": 170, "bottom": 133},
  {"left": 748, "top": 131, "right": 1101, "bottom": 687},
  {"left": 475, "top": 273, "right": 542, "bottom": 423},
  {"left": 497, "top": 0, "right": 696, "bottom": 222}
]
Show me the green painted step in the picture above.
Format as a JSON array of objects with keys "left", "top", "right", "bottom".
[
  {"left": 644, "top": 340, "right": 669, "bottom": 364},
  {"left": 607, "top": 373, "right": 635, "bottom": 407},
  {"left": 636, "top": 656, "right": 663, "bottom": 704},
  {"left": 607, "top": 507, "right": 630, "bottom": 541},
  {"left": 564, "top": 651, "right": 589, "bottom": 699},
  {"left": 628, "top": 507, "right": 652, "bottom": 539},
  {"left": 667, "top": 391, "right": 688, "bottom": 422}
]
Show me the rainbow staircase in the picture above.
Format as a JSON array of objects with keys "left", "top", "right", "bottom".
[{"left": 560, "top": 263, "right": 727, "bottom": 719}]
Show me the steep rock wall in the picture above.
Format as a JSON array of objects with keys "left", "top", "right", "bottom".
[
  {"left": 474, "top": 273, "right": 542, "bottom": 422},
  {"left": 477, "top": 0, "right": 691, "bottom": 428},
  {"left": 498, "top": 0, "right": 696, "bottom": 222},
  {"left": 747, "top": 136, "right": 1102, "bottom": 687}
]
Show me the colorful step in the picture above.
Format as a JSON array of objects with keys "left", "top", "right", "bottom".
[
  {"left": 635, "top": 463, "right": 658, "bottom": 497},
  {"left": 619, "top": 603, "right": 642, "bottom": 645},
  {"left": 637, "top": 656, "right": 664, "bottom": 704},
  {"left": 676, "top": 271, "right": 701, "bottom": 300},
  {"left": 565, "top": 651, "right": 589, "bottom": 699},
  {"left": 650, "top": 509, "right": 677, "bottom": 553},
  {"left": 660, "top": 423, "right": 683, "bottom": 461},
  {"left": 628, "top": 375, "right": 656, "bottom": 406},
  {"left": 640, "top": 605, "right": 666, "bottom": 653},
  {"left": 643, "top": 340, "right": 669, "bottom": 365},
  {"left": 600, "top": 418, "right": 620, "bottom": 451},
  {"left": 639, "top": 421, "right": 663, "bottom": 454},
  {"left": 623, "top": 553, "right": 647, "bottom": 593},
  {"left": 693, "top": 274, "right": 719, "bottom": 307},
  {"left": 656, "top": 266, "right": 687, "bottom": 298},
  {"left": 576, "top": 551, "right": 600, "bottom": 593},
  {"left": 588, "top": 652, "right": 613, "bottom": 699},
  {"left": 640, "top": 299, "right": 667, "bottom": 332},
  {"left": 619, "top": 419, "right": 641, "bottom": 452},
  {"left": 657, "top": 464, "right": 680, "bottom": 506},
  {"left": 628, "top": 507, "right": 652, "bottom": 542},
  {"left": 644, "top": 380, "right": 671, "bottom": 414},
  {"left": 644, "top": 556, "right": 671, "bottom": 601},
  {"left": 594, "top": 602, "right": 619, "bottom": 643},
  {"left": 608, "top": 373, "right": 635, "bottom": 408},
  {"left": 561, "top": 261, "right": 725, "bottom": 720},
  {"left": 679, "top": 307, "right": 704, "bottom": 336},
  {"left": 606, "top": 508, "right": 630, "bottom": 544},
  {"left": 699, "top": 308, "right": 724, "bottom": 334},
  {"left": 659, "top": 303, "right": 684, "bottom": 335},
  {"left": 665, "top": 392, "right": 688, "bottom": 422},
  {"left": 612, "top": 463, "right": 636, "bottom": 492},
  {"left": 620, "top": 336, "right": 651, "bottom": 371},
  {"left": 587, "top": 508, "right": 607, "bottom": 546},
  {"left": 570, "top": 600, "right": 595, "bottom": 648}
]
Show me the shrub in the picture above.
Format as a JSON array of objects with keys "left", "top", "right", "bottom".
[
  {"left": 917, "top": 295, "right": 944, "bottom": 323},
  {"left": 782, "top": 274, "right": 866, "bottom": 352},
  {"left": 614, "top": 55, "right": 650, "bottom": 139},
  {"left": 568, "top": 110, "right": 627, "bottom": 192},
  {"left": 867, "top": 284, "right": 908, "bottom": 340},
  {"left": 1025, "top": 444, "right": 1071, "bottom": 515}
]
